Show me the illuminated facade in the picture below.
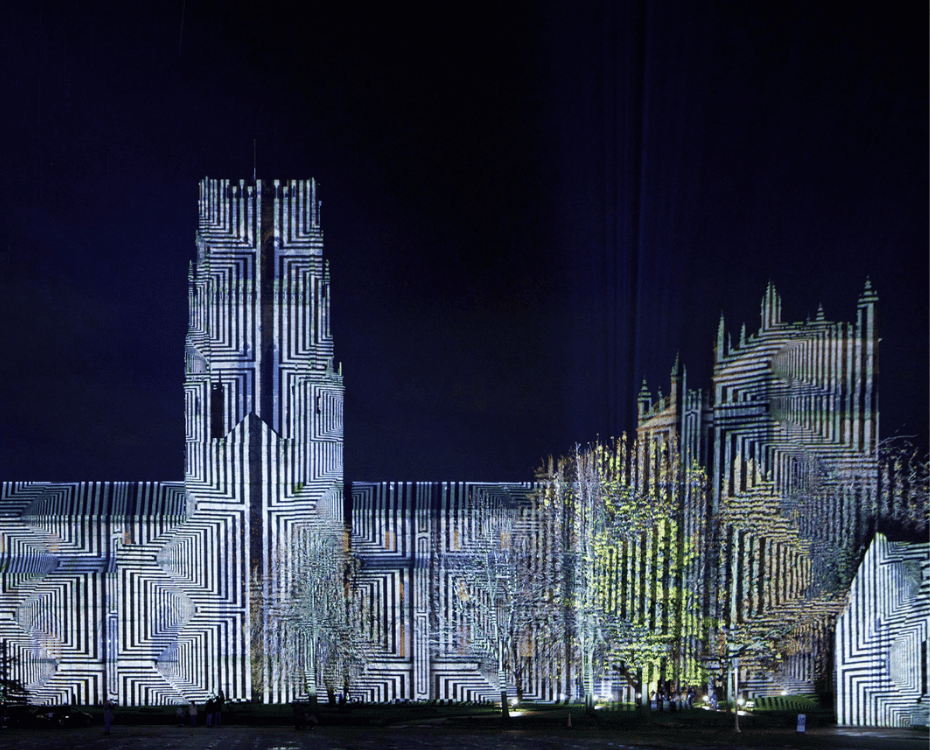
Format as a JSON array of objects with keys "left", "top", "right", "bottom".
[
  {"left": 184, "top": 178, "right": 344, "bottom": 704},
  {"left": 0, "top": 178, "right": 344, "bottom": 705},
  {"left": 835, "top": 534, "right": 929, "bottom": 727},
  {"left": 348, "top": 481, "right": 540, "bottom": 702},
  {"left": 635, "top": 281, "right": 891, "bottom": 697},
  {"left": 0, "top": 178, "right": 925, "bottom": 725}
]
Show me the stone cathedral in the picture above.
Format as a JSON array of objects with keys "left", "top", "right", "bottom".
[{"left": 0, "top": 178, "right": 925, "bottom": 726}]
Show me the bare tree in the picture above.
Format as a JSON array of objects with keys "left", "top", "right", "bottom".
[
  {"left": 276, "top": 522, "right": 368, "bottom": 707},
  {"left": 713, "top": 439, "right": 929, "bottom": 699},
  {"left": 506, "top": 494, "right": 564, "bottom": 703},
  {"left": 432, "top": 490, "right": 559, "bottom": 717},
  {"left": 0, "top": 640, "right": 28, "bottom": 706}
]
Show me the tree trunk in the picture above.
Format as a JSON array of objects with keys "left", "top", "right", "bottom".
[
  {"left": 498, "top": 643, "right": 510, "bottom": 719},
  {"left": 562, "top": 609, "right": 572, "bottom": 704},
  {"left": 580, "top": 628, "right": 595, "bottom": 714},
  {"left": 509, "top": 641, "right": 524, "bottom": 703},
  {"left": 306, "top": 645, "right": 318, "bottom": 710}
]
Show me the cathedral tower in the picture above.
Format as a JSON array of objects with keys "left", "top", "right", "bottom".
[{"left": 184, "top": 177, "right": 344, "bottom": 701}]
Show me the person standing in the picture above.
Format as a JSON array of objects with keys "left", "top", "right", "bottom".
[
  {"left": 215, "top": 689, "right": 224, "bottom": 727},
  {"left": 189, "top": 700, "right": 197, "bottom": 727},
  {"left": 103, "top": 701, "right": 114, "bottom": 735}
]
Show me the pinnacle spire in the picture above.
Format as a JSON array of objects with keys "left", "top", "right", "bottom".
[
  {"left": 716, "top": 313, "right": 726, "bottom": 362},
  {"left": 761, "top": 281, "right": 781, "bottom": 330}
]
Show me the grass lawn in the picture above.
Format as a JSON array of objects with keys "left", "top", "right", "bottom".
[{"left": 14, "top": 696, "right": 837, "bottom": 730}]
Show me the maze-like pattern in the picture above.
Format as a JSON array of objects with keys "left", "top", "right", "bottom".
[
  {"left": 1, "top": 179, "right": 922, "bottom": 726},
  {"left": 187, "top": 178, "right": 339, "bottom": 467},
  {"left": 709, "top": 284, "right": 885, "bottom": 697},
  {"left": 350, "top": 482, "right": 538, "bottom": 702},
  {"left": 186, "top": 179, "right": 344, "bottom": 704},
  {"left": 836, "top": 534, "right": 929, "bottom": 727},
  {"left": 709, "top": 282, "right": 881, "bottom": 555},
  {"left": 0, "top": 481, "right": 204, "bottom": 705},
  {"left": 635, "top": 282, "right": 895, "bottom": 700},
  {"left": 1, "top": 178, "right": 343, "bottom": 706}
]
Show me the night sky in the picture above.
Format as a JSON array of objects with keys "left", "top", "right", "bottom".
[{"left": 1, "top": 2, "right": 926, "bottom": 483}]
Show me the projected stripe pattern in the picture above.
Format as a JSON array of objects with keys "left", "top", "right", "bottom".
[
  {"left": 836, "top": 534, "right": 929, "bottom": 727},
  {"left": 709, "top": 282, "right": 880, "bottom": 545},
  {"left": 637, "top": 282, "right": 889, "bottom": 697},
  {"left": 186, "top": 178, "right": 344, "bottom": 704},
  {"left": 350, "top": 481, "right": 538, "bottom": 702},
  {"left": 1, "top": 178, "right": 923, "bottom": 724},
  {"left": 0, "top": 481, "right": 201, "bottom": 705},
  {"left": 0, "top": 178, "right": 343, "bottom": 706}
]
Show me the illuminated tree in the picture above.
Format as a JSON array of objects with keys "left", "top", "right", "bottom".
[
  {"left": 277, "top": 523, "right": 368, "bottom": 707},
  {"left": 713, "top": 456, "right": 836, "bottom": 701},
  {"left": 536, "top": 436, "right": 708, "bottom": 710},
  {"left": 506, "top": 496, "right": 565, "bottom": 704},
  {"left": 433, "top": 490, "right": 558, "bottom": 717},
  {"left": 712, "top": 438, "right": 929, "bottom": 700}
]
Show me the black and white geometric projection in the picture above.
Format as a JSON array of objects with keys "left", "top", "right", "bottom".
[
  {"left": 836, "top": 534, "right": 929, "bottom": 728},
  {"left": 1, "top": 179, "right": 924, "bottom": 724}
]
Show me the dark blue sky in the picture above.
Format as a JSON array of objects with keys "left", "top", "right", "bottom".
[{"left": 1, "top": 2, "right": 926, "bottom": 482}]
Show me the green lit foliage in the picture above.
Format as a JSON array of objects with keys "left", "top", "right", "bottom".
[{"left": 536, "top": 436, "right": 709, "bottom": 705}]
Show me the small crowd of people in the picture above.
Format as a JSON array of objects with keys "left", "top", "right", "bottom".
[
  {"left": 649, "top": 685, "right": 699, "bottom": 710},
  {"left": 176, "top": 690, "right": 225, "bottom": 727}
]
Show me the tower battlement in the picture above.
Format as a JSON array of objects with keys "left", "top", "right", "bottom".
[
  {"left": 198, "top": 178, "right": 322, "bottom": 249},
  {"left": 0, "top": 183, "right": 921, "bottom": 720}
]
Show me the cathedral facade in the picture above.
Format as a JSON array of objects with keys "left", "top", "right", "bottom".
[
  {"left": 1, "top": 178, "right": 344, "bottom": 705},
  {"left": 0, "top": 178, "right": 925, "bottom": 723}
]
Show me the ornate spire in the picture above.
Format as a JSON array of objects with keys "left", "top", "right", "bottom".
[
  {"left": 716, "top": 313, "right": 726, "bottom": 362},
  {"left": 761, "top": 280, "right": 782, "bottom": 331},
  {"left": 859, "top": 276, "right": 878, "bottom": 303}
]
